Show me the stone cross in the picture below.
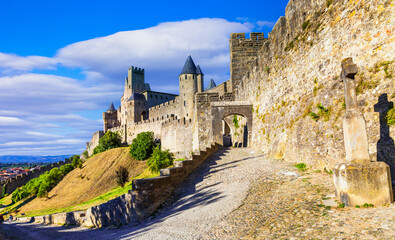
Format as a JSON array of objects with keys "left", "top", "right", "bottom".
[{"left": 341, "top": 58, "right": 371, "bottom": 163}]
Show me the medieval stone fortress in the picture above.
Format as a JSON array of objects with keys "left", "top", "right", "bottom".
[{"left": 87, "top": 32, "right": 263, "bottom": 158}]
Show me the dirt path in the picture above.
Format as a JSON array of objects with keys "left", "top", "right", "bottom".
[{"left": 0, "top": 147, "right": 291, "bottom": 240}]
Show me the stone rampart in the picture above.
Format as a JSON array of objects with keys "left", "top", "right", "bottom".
[
  {"left": 127, "top": 120, "right": 162, "bottom": 144},
  {"left": 161, "top": 117, "right": 193, "bottom": 159},
  {"left": 0, "top": 158, "right": 73, "bottom": 197},
  {"left": 235, "top": 0, "right": 395, "bottom": 172},
  {"left": 148, "top": 97, "right": 179, "bottom": 120},
  {"left": 86, "top": 130, "right": 104, "bottom": 156},
  {"left": 17, "top": 143, "right": 220, "bottom": 228}
]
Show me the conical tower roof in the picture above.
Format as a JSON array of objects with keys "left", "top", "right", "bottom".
[
  {"left": 107, "top": 102, "right": 116, "bottom": 112},
  {"left": 196, "top": 65, "right": 204, "bottom": 75},
  {"left": 205, "top": 79, "right": 216, "bottom": 90},
  {"left": 180, "top": 55, "right": 197, "bottom": 75}
]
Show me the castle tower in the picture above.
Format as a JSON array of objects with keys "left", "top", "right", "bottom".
[
  {"left": 179, "top": 55, "right": 198, "bottom": 119},
  {"left": 229, "top": 32, "right": 265, "bottom": 93},
  {"left": 103, "top": 102, "right": 118, "bottom": 132},
  {"left": 124, "top": 67, "right": 148, "bottom": 100},
  {"left": 196, "top": 65, "right": 204, "bottom": 93}
]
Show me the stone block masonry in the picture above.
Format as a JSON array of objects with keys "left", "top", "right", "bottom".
[{"left": 235, "top": 0, "right": 395, "bottom": 172}]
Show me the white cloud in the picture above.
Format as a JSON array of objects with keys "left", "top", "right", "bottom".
[
  {"left": 55, "top": 18, "right": 250, "bottom": 83},
  {"left": 256, "top": 20, "right": 276, "bottom": 28},
  {"left": 0, "top": 116, "right": 27, "bottom": 126},
  {"left": 0, "top": 53, "right": 57, "bottom": 73}
]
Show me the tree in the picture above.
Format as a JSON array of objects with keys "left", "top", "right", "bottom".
[
  {"left": 129, "top": 131, "right": 155, "bottom": 160},
  {"left": 93, "top": 131, "right": 122, "bottom": 155},
  {"left": 147, "top": 146, "right": 174, "bottom": 173},
  {"left": 115, "top": 166, "right": 129, "bottom": 187}
]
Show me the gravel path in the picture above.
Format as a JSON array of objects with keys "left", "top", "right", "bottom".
[{"left": 0, "top": 147, "right": 288, "bottom": 240}]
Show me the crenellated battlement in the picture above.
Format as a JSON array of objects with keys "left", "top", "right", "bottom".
[
  {"left": 162, "top": 116, "right": 192, "bottom": 127},
  {"left": 128, "top": 66, "right": 145, "bottom": 74},
  {"left": 230, "top": 32, "right": 265, "bottom": 47}
]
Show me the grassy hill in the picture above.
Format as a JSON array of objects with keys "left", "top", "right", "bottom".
[{"left": 8, "top": 147, "right": 149, "bottom": 217}]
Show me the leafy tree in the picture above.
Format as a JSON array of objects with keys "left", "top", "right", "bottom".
[
  {"left": 71, "top": 155, "right": 84, "bottom": 169},
  {"left": 93, "top": 131, "right": 122, "bottom": 155},
  {"left": 147, "top": 146, "right": 174, "bottom": 173},
  {"left": 129, "top": 131, "right": 155, "bottom": 160},
  {"left": 115, "top": 166, "right": 129, "bottom": 187},
  {"left": 60, "top": 164, "right": 74, "bottom": 175}
]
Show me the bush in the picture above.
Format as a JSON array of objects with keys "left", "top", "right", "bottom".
[
  {"left": 115, "top": 166, "right": 129, "bottom": 187},
  {"left": 82, "top": 150, "right": 89, "bottom": 159},
  {"left": 129, "top": 131, "right": 155, "bottom": 160},
  {"left": 93, "top": 131, "right": 122, "bottom": 155},
  {"left": 147, "top": 146, "right": 174, "bottom": 173},
  {"left": 294, "top": 163, "right": 307, "bottom": 171},
  {"left": 72, "top": 155, "right": 84, "bottom": 169},
  {"left": 387, "top": 107, "right": 395, "bottom": 126}
]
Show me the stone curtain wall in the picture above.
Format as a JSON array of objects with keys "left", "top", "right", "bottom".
[
  {"left": 0, "top": 158, "right": 73, "bottom": 197},
  {"left": 86, "top": 131, "right": 104, "bottom": 156},
  {"left": 161, "top": 117, "right": 193, "bottom": 159},
  {"left": 16, "top": 144, "right": 220, "bottom": 228},
  {"left": 235, "top": 0, "right": 394, "bottom": 170},
  {"left": 147, "top": 98, "right": 179, "bottom": 121}
]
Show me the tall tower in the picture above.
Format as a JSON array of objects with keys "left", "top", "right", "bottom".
[
  {"left": 229, "top": 32, "right": 265, "bottom": 93},
  {"left": 196, "top": 65, "right": 204, "bottom": 93},
  {"left": 124, "top": 67, "right": 146, "bottom": 100},
  {"left": 179, "top": 55, "right": 198, "bottom": 119}
]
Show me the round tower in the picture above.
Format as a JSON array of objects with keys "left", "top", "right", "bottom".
[{"left": 179, "top": 55, "right": 198, "bottom": 119}]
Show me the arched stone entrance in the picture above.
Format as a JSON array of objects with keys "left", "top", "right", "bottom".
[{"left": 210, "top": 103, "right": 252, "bottom": 147}]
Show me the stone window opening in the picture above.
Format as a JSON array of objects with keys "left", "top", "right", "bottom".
[
  {"left": 185, "top": 75, "right": 187, "bottom": 79},
  {"left": 184, "top": 101, "right": 186, "bottom": 106}
]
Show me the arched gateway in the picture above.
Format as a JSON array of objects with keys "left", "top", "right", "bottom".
[{"left": 210, "top": 102, "right": 252, "bottom": 147}]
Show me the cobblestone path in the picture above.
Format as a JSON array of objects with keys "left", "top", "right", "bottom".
[{"left": 0, "top": 147, "right": 394, "bottom": 239}]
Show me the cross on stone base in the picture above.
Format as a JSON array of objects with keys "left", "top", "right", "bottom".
[{"left": 333, "top": 58, "right": 393, "bottom": 206}]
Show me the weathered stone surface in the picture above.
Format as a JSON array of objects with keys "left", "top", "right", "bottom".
[
  {"left": 234, "top": 0, "right": 395, "bottom": 171},
  {"left": 333, "top": 161, "right": 393, "bottom": 206}
]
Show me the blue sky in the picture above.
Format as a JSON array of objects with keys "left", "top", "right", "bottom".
[{"left": 0, "top": 0, "right": 288, "bottom": 156}]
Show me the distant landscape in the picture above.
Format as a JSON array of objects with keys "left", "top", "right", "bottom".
[{"left": 0, "top": 155, "right": 72, "bottom": 164}]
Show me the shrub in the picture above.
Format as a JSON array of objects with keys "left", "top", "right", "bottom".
[
  {"left": 386, "top": 107, "right": 395, "bottom": 126},
  {"left": 115, "top": 166, "right": 129, "bottom": 187},
  {"left": 294, "top": 163, "right": 307, "bottom": 171},
  {"left": 129, "top": 131, "right": 155, "bottom": 160},
  {"left": 147, "top": 146, "right": 174, "bottom": 173},
  {"left": 93, "top": 131, "right": 122, "bottom": 155},
  {"left": 82, "top": 150, "right": 89, "bottom": 159},
  {"left": 233, "top": 115, "right": 239, "bottom": 129}
]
